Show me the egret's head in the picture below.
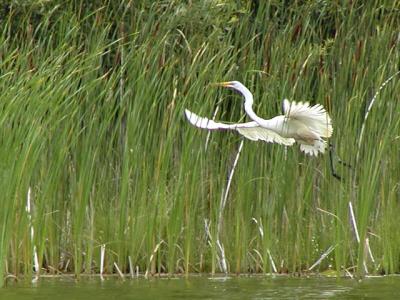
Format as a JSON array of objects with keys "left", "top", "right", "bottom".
[
  {"left": 215, "top": 81, "right": 251, "bottom": 98},
  {"left": 216, "top": 81, "right": 243, "bottom": 91},
  {"left": 215, "top": 80, "right": 253, "bottom": 105},
  {"left": 216, "top": 80, "right": 249, "bottom": 94}
]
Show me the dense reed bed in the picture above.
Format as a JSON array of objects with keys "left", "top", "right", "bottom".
[{"left": 0, "top": 1, "right": 399, "bottom": 285}]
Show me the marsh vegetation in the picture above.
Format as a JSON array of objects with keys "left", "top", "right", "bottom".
[{"left": 0, "top": 1, "right": 399, "bottom": 286}]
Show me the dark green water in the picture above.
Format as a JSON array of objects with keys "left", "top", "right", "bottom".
[{"left": 1, "top": 276, "right": 399, "bottom": 299}]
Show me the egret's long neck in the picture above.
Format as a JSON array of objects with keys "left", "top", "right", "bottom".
[
  {"left": 239, "top": 86, "right": 274, "bottom": 129},
  {"left": 243, "top": 97, "right": 260, "bottom": 122}
]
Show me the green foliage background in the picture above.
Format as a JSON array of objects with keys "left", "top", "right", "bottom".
[{"left": 0, "top": 0, "right": 399, "bottom": 284}]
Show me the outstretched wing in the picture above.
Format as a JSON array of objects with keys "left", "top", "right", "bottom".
[
  {"left": 282, "top": 99, "right": 333, "bottom": 138},
  {"left": 185, "top": 109, "right": 256, "bottom": 130},
  {"left": 236, "top": 127, "right": 295, "bottom": 145},
  {"left": 185, "top": 109, "right": 295, "bottom": 146}
]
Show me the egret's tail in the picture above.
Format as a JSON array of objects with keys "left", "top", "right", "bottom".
[{"left": 299, "top": 140, "right": 326, "bottom": 156}]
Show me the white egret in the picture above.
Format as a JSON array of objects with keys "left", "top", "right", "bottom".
[{"left": 185, "top": 81, "right": 333, "bottom": 156}]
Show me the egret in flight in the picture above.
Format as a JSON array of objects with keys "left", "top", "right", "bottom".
[{"left": 185, "top": 81, "right": 332, "bottom": 156}]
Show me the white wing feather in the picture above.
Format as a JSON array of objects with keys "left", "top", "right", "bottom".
[
  {"left": 185, "top": 109, "right": 255, "bottom": 130},
  {"left": 282, "top": 99, "right": 333, "bottom": 138},
  {"left": 185, "top": 109, "right": 295, "bottom": 146},
  {"left": 236, "top": 127, "right": 295, "bottom": 145}
]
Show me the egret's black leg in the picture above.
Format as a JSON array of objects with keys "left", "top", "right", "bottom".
[
  {"left": 337, "top": 156, "right": 352, "bottom": 169},
  {"left": 329, "top": 143, "right": 352, "bottom": 168},
  {"left": 328, "top": 143, "right": 352, "bottom": 181},
  {"left": 329, "top": 145, "right": 342, "bottom": 180}
]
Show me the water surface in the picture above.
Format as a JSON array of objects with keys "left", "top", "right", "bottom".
[{"left": 2, "top": 275, "right": 399, "bottom": 299}]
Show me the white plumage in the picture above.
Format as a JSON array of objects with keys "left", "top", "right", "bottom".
[
  {"left": 185, "top": 109, "right": 295, "bottom": 146},
  {"left": 185, "top": 81, "right": 333, "bottom": 156}
]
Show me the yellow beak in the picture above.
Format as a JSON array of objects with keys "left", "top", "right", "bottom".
[{"left": 214, "top": 81, "right": 233, "bottom": 87}]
